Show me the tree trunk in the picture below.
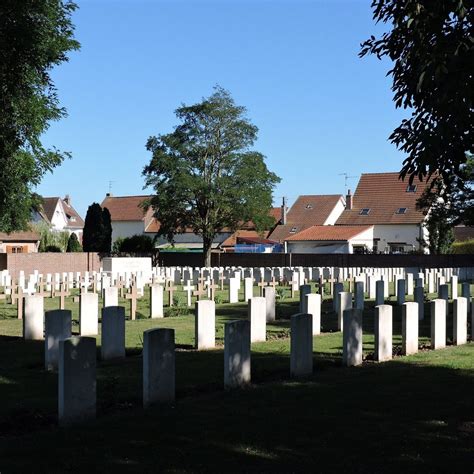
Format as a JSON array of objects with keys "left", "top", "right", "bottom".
[{"left": 203, "top": 236, "right": 212, "bottom": 268}]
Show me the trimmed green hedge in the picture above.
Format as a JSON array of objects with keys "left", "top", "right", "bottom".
[{"left": 452, "top": 239, "right": 474, "bottom": 254}]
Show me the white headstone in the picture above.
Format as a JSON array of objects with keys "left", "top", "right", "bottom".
[
  {"left": 195, "top": 300, "right": 215, "bottom": 349},
  {"left": 290, "top": 313, "right": 313, "bottom": 376},
  {"left": 374, "top": 305, "right": 392, "bottom": 362},
  {"left": 101, "top": 306, "right": 126, "bottom": 360},
  {"left": 23, "top": 295, "right": 44, "bottom": 340},
  {"left": 45, "top": 309, "right": 72, "bottom": 370},
  {"left": 342, "top": 309, "right": 363, "bottom": 367},
  {"left": 402, "top": 302, "right": 419, "bottom": 355},
  {"left": 248, "top": 297, "right": 266, "bottom": 343},
  {"left": 79, "top": 293, "right": 99, "bottom": 336}
]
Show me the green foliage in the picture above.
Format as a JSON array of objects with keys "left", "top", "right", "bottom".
[
  {"left": 44, "top": 245, "right": 62, "bottom": 252},
  {"left": 276, "top": 287, "right": 286, "bottom": 301},
  {"left": 66, "top": 232, "right": 82, "bottom": 252},
  {"left": 452, "top": 239, "right": 474, "bottom": 254},
  {"left": 112, "top": 237, "right": 124, "bottom": 253},
  {"left": 33, "top": 221, "right": 69, "bottom": 252},
  {"left": 416, "top": 158, "right": 474, "bottom": 253},
  {"left": 0, "top": 1, "right": 80, "bottom": 233},
  {"left": 116, "top": 235, "right": 154, "bottom": 253},
  {"left": 361, "top": 1, "right": 474, "bottom": 188},
  {"left": 143, "top": 86, "right": 280, "bottom": 267},
  {"left": 82, "top": 203, "right": 112, "bottom": 252}
]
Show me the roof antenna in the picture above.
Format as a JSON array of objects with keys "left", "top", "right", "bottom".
[
  {"left": 108, "top": 180, "right": 115, "bottom": 195},
  {"left": 338, "top": 173, "right": 357, "bottom": 193}
]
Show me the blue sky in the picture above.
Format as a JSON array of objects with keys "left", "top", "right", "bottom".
[{"left": 40, "top": 0, "right": 407, "bottom": 217}]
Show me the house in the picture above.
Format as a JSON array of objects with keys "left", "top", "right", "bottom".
[
  {"left": 101, "top": 194, "right": 150, "bottom": 243},
  {"left": 0, "top": 231, "right": 40, "bottom": 253},
  {"left": 268, "top": 195, "right": 346, "bottom": 243},
  {"left": 102, "top": 194, "right": 281, "bottom": 252},
  {"left": 33, "top": 196, "right": 84, "bottom": 238},
  {"left": 336, "top": 172, "right": 430, "bottom": 253},
  {"left": 285, "top": 225, "right": 374, "bottom": 254}
]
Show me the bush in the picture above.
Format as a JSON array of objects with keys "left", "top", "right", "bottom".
[
  {"left": 66, "top": 233, "right": 82, "bottom": 252},
  {"left": 117, "top": 234, "right": 154, "bottom": 253},
  {"left": 452, "top": 239, "right": 474, "bottom": 254},
  {"left": 45, "top": 245, "right": 62, "bottom": 252}
]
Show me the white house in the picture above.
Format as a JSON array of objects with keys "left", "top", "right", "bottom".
[
  {"left": 336, "top": 172, "right": 430, "bottom": 253},
  {"left": 33, "top": 196, "right": 84, "bottom": 239},
  {"left": 285, "top": 225, "right": 374, "bottom": 254},
  {"left": 101, "top": 194, "right": 151, "bottom": 243}
]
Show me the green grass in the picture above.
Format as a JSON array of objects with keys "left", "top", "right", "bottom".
[{"left": 0, "top": 283, "right": 473, "bottom": 473}]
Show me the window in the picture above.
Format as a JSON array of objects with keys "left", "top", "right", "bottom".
[
  {"left": 359, "top": 208, "right": 370, "bottom": 215},
  {"left": 289, "top": 227, "right": 298, "bottom": 233},
  {"left": 396, "top": 208, "right": 407, "bottom": 214},
  {"left": 406, "top": 184, "right": 417, "bottom": 192},
  {"left": 305, "top": 204, "right": 313, "bottom": 209},
  {"left": 70, "top": 216, "right": 76, "bottom": 222}
]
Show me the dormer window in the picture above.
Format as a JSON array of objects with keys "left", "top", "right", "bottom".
[
  {"left": 70, "top": 216, "right": 76, "bottom": 222},
  {"left": 359, "top": 208, "right": 370, "bottom": 215},
  {"left": 396, "top": 208, "right": 407, "bottom": 214},
  {"left": 289, "top": 227, "right": 298, "bottom": 233},
  {"left": 305, "top": 204, "right": 313, "bottom": 209},
  {"left": 406, "top": 184, "right": 417, "bottom": 193}
]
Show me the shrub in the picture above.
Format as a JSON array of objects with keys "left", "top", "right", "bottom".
[
  {"left": 66, "top": 233, "right": 82, "bottom": 252},
  {"left": 117, "top": 234, "right": 154, "bottom": 253},
  {"left": 452, "top": 239, "right": 474, "bottom": 254},
  {"left": 45, "top": 244, "right": 62, "bottom": 252}
]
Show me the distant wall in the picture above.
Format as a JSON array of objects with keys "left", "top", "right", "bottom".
[
  {"left": 158, "top": 252, "right": 474, "bottom": 270},
  {"left": 0, "top": 252, "right": 101, "bottom": 278}
]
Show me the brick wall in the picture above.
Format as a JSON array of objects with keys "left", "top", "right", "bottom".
[{"left": 1, "top": 252, "right": 101, "bottom": 278}]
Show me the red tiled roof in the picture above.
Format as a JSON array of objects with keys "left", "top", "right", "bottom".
[
  {"left": 101, "top": 195, "right": 150, "bottom": 222},
  {"left": 269, "top": 207, "right": 282, "bottom": 223},
  {"left": 286, "top": 225, "right": 373, "bottom": 242},
  {"left": 336, "top": 173, "right": 430, "bottom": 225},
  {"left": 61, "top": 199, "right": 84, "bottom": 228},
  {"left": 221, "top": 230, "right": 271, "bottom": 247},
  {"left": 269, "top": 195, "right": 344, "bottom": 242}
]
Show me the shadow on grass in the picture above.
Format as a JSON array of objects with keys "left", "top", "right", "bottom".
[{"left": 0, "top": 354, "right": 472, "bottom": 473}]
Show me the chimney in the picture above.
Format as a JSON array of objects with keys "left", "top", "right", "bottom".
[
  {"left": 346, "top": 189, "right": 353, "bottom": 210},
  {"left": 106, "top": 192, "right": 112, "bottom": 197},
  {"left": 63, "top": 194, "right": 70, "bottom": 206},
  {"left": 281, "top": 196, "right": 287, "bottom": 225}
]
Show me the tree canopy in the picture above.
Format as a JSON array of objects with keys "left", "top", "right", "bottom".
[
  {"left": 360, "top": 1, "right": 474, "bottom": 187},
  {"left": 143, "top": 87, "right": 280, "bottom": 266},
  {"left": 0, "top": 1, "right": 79, "bottom": 233},
  {"left": 66, "top": 232, "right": 82, "bottom": 252},
  {"left": 82, "top": 203, "right": 112, "bottom": 253}
]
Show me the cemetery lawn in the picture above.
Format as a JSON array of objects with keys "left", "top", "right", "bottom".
[{"left": 0, "top": 289, "right": 473, "bottom": 472}]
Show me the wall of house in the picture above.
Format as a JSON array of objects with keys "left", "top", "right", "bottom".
[
  {"left": 0, "top": 242, "right": 38, "bottom": 253},
  {"left": 0, "top": 252, "right": 101, "bottom": 278},
  {"left": 287, "top": 241, "right": 350, "bottom": 254},
  {"left": 373, "top": 224, "right": 425, "bottom": 253},
  {"left": 111, "top": 221, "right": 146, "bottom": 242},
  {"left": 323, "top": 199, "right": 346, "bottom": 225}
]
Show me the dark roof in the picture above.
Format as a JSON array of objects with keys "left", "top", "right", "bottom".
[
  {"left": 269, "top": 195, "right": 344, "bottom": 242},
  {"left": 0, "top": 231, "right": 40, "bottom": 242},
  {"left": 454, "top": 226, "right": 474, "bottom": 242},
  {"left": 336, "top": 172, "right": 430, "bottom": 225},
  {"left": 101, "top": 195, "right": 150, "bottom": 222},
  {"left": 41, "top": 197, "right": 59, "bottom": 223},
  {"left": 286, "top": 225, "right": 373, "bottom": 242}
]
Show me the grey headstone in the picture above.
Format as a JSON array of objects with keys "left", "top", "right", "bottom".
[
  {"left": 143, "top": 328, "right": 175, "bottom": 407},
  {"left": 224, "top": 320, "right": 251, "bottom": 389}
]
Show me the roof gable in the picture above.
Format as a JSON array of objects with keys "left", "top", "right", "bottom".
[
  {"left": 336, "top": 172, "right": 430, "bottom": 225},
  {"left": 101, "top": 195, "right": 150, "bottom": 222},
  {"left": 286, "top": 225, "right": 373, "bottom": 242},
  {"left": 269, "top": 195, "right": 344, "bottom": 241}
]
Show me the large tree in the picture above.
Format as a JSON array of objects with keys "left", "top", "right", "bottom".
[
  {"left": 143, "top": 87, "right": 280, "bottom": 267},
  {"left": 0, "top": 1, "right": 79, "bottom": 233},
  {"left": 360, "top": 1, "right": 473, "bottom": 187},
  {"left": 82, "top": 203, "right": 112, "bottom": 253}
]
